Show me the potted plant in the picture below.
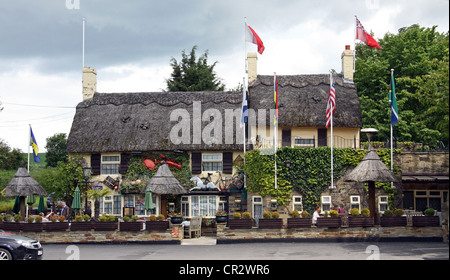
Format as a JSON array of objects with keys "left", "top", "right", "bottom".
[
  {"left": 287, "top": 210, "right": 311, "bottom": 228},
  {"left": 70, "top": 214, "right": 93, "bottom": 231},
  {"left": 316, "top": 210, "right": 341, "bottom": 228},
  {"left": 44, "top": 215, "right": 69, "bottom": 232},
  {"left": 215, "top": 211, "right": 228, "bottom": 223},
  {"left": 168, "top": 211, "right": 183, "bottom": 224},
  {"left": 413, "top": 208, "right": 440, "bottom": 227},
  {"left": 229, "top": 212, "right": 253, "bottom": 229},
  {"left": 1, "top": 214, "right": 22, "bottom": 232},
  {"left": 93, "top": 214, "right": 118, "bottom": 231},
  {"left": 146, "top": 214, "right": 169, "bottom": 231},
  {"left": 22, "top": 216, "right": 43, "bottom": 232},
  {"left": 259, "top": 211, "right": 283, "bottom": 229},
  {"left": 380, "top": 209, "right": 407, "bottom": 227},
  {"left": 348, "top": 208, "right": 374, "bottom": 227},
  {"left": 120, "top": 215, "right": 142, "bottom": 231}
]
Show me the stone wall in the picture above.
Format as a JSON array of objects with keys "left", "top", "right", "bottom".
[{"left": 399, "top": 152, "right": 449, "bottom": 175}]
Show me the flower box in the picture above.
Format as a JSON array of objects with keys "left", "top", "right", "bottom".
[
  {"left": 215, "top": 216, "right": 228, "bottom": 223},
  {"left": 22, "top": 223, "right": 43, "bottom": 232},
  {"left": 380, "top": 216, "right": 407, "bottom": 227},
  {"left": 258, "top": 218, "right": 283, "bottom": 229},
  {"left": 1, "top": 222, "right": 22, "bottom": 232},
  {"left": 170, "top": 216, "right": 183, "bottom": 224},
  {"left": 228, "top": 219, "right": 253, "bottom": 229},
  {"left": 119, "top": 222, "right": 142, "bottom": 231},
  {"left": 93, "top": 222, "right": 118, "bottom": 231},
  {"left": 348, "top": 216, "right": 374, "bottom": 227},
  {"left": 287, "top": 218, "right": 312, "bottom": 228},
  {"left": 316, "top": 217, "right": 341, "bottom": 228},
  {"left": 145, "top": 221, "right": 169, "bottom": 231},
  {"left": 412, "top": 216, "right": 440, "bottom": 227},
  {"left": 70, "top": 222, "right": 93, "bottom": 231},
  {"left": 44, "top": 222, "right": 69, "bottom": 232}
]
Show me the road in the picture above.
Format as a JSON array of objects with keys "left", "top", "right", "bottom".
[{"left": 42, "top": 239, "right": 448, "bottom": 260}]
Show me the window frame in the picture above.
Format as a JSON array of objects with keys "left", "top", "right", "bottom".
[
  {"left": 202, "top": 153, "right": 223, "bottom": 172},
  {"left": 350, "top": 195, "right": 361, "bottom": 212},
  {"left": 101, "top": 154, "right": 121, "bottom": 175},
  {"left": 321, "top": 196, "right": 331, "bottom": 213},
  {"left": 292, "top": 196, "right": 303, "bottom": 212}
]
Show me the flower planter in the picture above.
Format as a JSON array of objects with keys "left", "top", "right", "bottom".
[
  {"left": 348, "top": 216, "right": 374, "bottom": 227},
  {"left": 215, "top": 216, "right": 228, "bottom": 223},
  {"left": 316, "top": 217, "right": 341, "bottom": 228},
  {"left": 170, "top": 216, "right": 183, "bottom": 224},
  {"left": 287, "top": 218, "right": 312, "bottom": 228},
  {"left": 22, "top": 223, "right": 43, "bottom": 232},
  {"left": 93, "top": 222, "right": 118, "bottom": 231},
  {"left": 380, "top": 216, "right": 407, "bottom": 227},
  {"left": 412, "top": 216, "right": 440, "bottom": 227},
  {"left": 70, "top": 222, "right": 93, "bottom": 231},
  {"left": 145, "top": 221, "right": 169, "bottom": 231},
  {"left": 258, "top": 218, "right": 283, "bottom": 229},
  {"left": 119, "top": 222, "right": 142, "bottom": 231},
  {"left": 44, "top": 222, "right": 69, "bottom": 232},
  {"left": 228, "top": 219, "right": 253, "bottom": 229},
  {"left": 2, "top": 222, "right": 22, "bottom": 232}
]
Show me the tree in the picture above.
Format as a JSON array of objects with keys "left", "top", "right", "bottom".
[
  {"left": 166, "top": 46, "right": 225, "bottom": 92},
  {"left": 0, "top": 139, "right": 23, "bottom": 170},
  {"left": 45, "top": 133, "right": 68, "bottom": 167},
  {"left": 354, "top": 25, "right": 449, "bottom": 147}
]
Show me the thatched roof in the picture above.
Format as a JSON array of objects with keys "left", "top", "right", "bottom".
[
  {"left": 67, "top": 91, "right": 244, "bottom": 153},
  {"left": 144, "top": 162, "right": 187, "bottom": 195},
  {"left": 249, "top": 74, "right": 362, "bottom": 128},
  {"left": 345, "top": 146, "right": 397, "bottom": 183},
  {"left": 3, "top": 162, "right": 47, "bottom": 197}
]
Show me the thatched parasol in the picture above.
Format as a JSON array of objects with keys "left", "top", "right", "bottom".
[
  {"left": 3, "top": 161, "right": 47, "bottom": 220},
  {"left": 144, "top": 162, "right": 187, "bottom": 195}
]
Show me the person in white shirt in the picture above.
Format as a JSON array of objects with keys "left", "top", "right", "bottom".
[{"left": 312, "top": 205, "right": 321, "bottom": 225}]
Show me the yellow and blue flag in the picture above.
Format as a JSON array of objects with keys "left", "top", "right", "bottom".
[{"left": 30, "top": 126, "right": 40, "bottom": 163}]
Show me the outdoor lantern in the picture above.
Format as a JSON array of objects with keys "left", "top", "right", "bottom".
[
  {"left": 235, "top": 199, "right": 242, "bottom": 211},
  {"left": 270, "top": 199, "right": 278, "bottom": 210},
  {"left": 285, "top": 159, "right": 291, "bottom": 169},
  {"left": 82, "top": 164, "right": 92, "bottom": 179}
]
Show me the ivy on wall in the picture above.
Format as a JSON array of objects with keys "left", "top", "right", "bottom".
[{"left": 243, "top": 147, "right": 400, "bottom": 213}]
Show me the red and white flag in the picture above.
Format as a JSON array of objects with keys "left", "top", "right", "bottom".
[
  {"left": 245, "top": 23, "right": 265, "bottom": 55},
  {"left": 326, "top": 73, "right": 336, "bottom": 128},
  {"left": 356, "top": 17, "right": 381, "bottom": 50}
]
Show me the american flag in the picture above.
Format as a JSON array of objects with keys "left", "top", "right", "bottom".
[{"left": 326, "top": 73, "right": 335, "bottom": 128}]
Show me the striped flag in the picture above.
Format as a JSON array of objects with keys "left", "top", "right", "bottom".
[
  {"left": 30, "top": 126, "right": 40, "bottom": 163},
  {"left": 274, "top": 74, "right": 278, "bottom": 126},
  {"left": 355, "top": 16, "right": 381, "bottom": 50},
  {"left": 326, "top": 73, "right": 336, "bottom": 128},
  {"left": 245, "top": 23, "right": 265, "bottom": 55},
  {"left": 389, "top": 71, "right": 399, "bottom": 125}
]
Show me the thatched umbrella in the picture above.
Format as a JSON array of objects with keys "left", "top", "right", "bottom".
[
  {"left": 345, "top": 145, "right": 397, "bottom": 219},
  {"left": 3, "top": 161, "right": 47, "bottom": 220},
  {"left": 144, "top": 162, "right": 187, "bottom": 216}
]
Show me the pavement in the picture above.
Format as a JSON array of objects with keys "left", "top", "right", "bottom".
[{"left": 181, "top": 236, "right": 217, "bottom": 246}]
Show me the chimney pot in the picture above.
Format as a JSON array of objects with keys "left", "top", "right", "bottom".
[
  {"left": 341, "top": 46, "right": 354, "bottom": 80},
  {"left": 82, "top": 67, "right": 97, "bottom": 100}
]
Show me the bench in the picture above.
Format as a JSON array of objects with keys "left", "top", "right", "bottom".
[{"left": 184, "top": 217, "right": 201, "bottom": 239}]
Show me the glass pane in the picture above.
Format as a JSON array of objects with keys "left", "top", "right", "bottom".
[
  {"left": 209, "top": 196, "right": 216, "bottom": 216},
  {"left": 113, "top": 196, "right": 121, "bottom": 215},
  {"left": 191, "top": 197, "right": 199, "bottom": 217},
  {"left": 429, "top": 197, "right": 441, "bottom": 212},
  {"left": 379, "top": 204, "right": 388, "bottom": 212},
  {"left": 102, "top": 156, "right": 120, "bottom": 162},
  {"left": 101, "top": 164, "right": 119, "bottom": 174},
  {"left": 200, "top": 196, "right": 207, "bottom": 216},
  {"left": 416, "top": 198, "right": 428, "bottom": 212},
  {"left": 135, "top": 195, "right": 145, "bottom": 215},
  {"left": 104, "top": 202, "right": 112, "bottom": 214},
  {"left": 322, "top": 205, "right": 330, "bottom": 212},
  {"left": 203, "top": 154, "right": 222, "bottom": 160}
]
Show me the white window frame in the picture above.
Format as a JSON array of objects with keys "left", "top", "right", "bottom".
[
  {"left": 292, "top": 196, "right": 303, "bottom": 212},
  {"left": 101, "top": 154, "right": 120, "bottom": 175},
  {"left": 202, "top": 153, "right": 223, "bottom": 172},
  {"left": 378, "top": 195, "right": 389, "bottom": 213},
  {"left": 181, "top": 195, "right": 223, "bottom": 218},
  {"left": 252, "top": 195, "right": 263, "bottom": 218},
  {"left": 350, "top": 195, "right": 361, "bottom": 212},
  {"left": 321, "top": 196, "right": 331, "bottom": 213}
]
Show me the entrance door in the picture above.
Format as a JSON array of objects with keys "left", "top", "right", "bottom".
[
  {"left": 252, "top": 196, "right": 263, "bottom": 227},
  {"left": 282, "top": 129, "right": 291, "bottom": 147},
  {"left": 318, "top": 128, "right": 327, "bottom": 147}
]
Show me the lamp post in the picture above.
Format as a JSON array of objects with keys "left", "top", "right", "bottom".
[{"left": 82, "top": 164, "right": 91, "bottom": 214}]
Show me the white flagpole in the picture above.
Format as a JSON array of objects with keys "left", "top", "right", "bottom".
[
  {"left": 329, "top": 71, "right": 335, "bottom": 189},
  {"left": 274, "top": 73, "right": 277, "bottom": 190},
  {"left": 82, "top": 17, "right": 85, "bottom": 68},
  {"left": 243, "top": 77, "right": 247, "bottom": 189},
  {"left": 390, "top": 69, "right": 395, "bottom": 188},
  {"left": 27, "top": 124, "right": 31, "bottom": 172}
]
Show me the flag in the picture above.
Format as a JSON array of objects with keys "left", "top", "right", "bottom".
[
  {"left": 389, "top": 71, "right": 399, "bottom": 125},
  {"left": 240, "top": 82, "right": 248, "bottom": 128},
  {"left": 326, "top": 73, "right": 336, "bottom": 128},
  {"left": 355, "top": 17, "right": 381, "bottom": 50},
  {"left": 30, "top": 126, "right": 40, "bottom": 163},
  {"left": 274, "top": 74, "right": 278, "bottom": 126},
  {"left": 245, "top": 23, "right": 265, "bottom": 55}
]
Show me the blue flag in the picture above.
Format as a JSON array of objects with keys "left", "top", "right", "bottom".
[
  {"left": 389, "top": 71, "right": 399, "bottom": 125},
  {"left": 30, "top": 127, "right": 40, "bottom": 163},
  {"left": 240, "top": 82, "right": 248, "bottom": 128}
]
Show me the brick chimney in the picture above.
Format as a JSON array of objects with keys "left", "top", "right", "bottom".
[
  {"left": 341, "top": 45, "right": 355, "bottom": 80},
  {"left": 82, "top": 67, "right": 97, "bottom": 100},
  {"left": 247, "top": 52, "right": 258, "bottom": 83}
]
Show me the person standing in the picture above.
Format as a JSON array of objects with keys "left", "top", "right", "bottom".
[{"left": 60, "top": 201, "right": 70, "bottom": 219}]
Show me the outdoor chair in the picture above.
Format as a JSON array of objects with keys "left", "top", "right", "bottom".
[{"left": 184, "top": 216, "right": 201, "bottom": 239}]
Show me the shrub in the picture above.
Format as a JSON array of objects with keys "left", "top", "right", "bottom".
[
  {"left": 99, "top": 215, "right": 108, "bottom": 222},
  {"left": 350, "top": 208, "right": 360, "bottom": 216},
  {"left": 14, "top": 214, "right": 21, "bottom": 222},
  {"left": 424, "top": 208, "right": 435, "bottom": 216},
  {"left": 383, "top": 209, "right": 393, "bottom": 217},
  {"left": 330, "top": 210, "right": 338, "bottom": 218},
  {"left": 290, "top": 210, "right": 299, "bottom": 218},
  {"left": 4, "top": 214, "right": 12, "bottom": 222},
  {"left": 156, "top": 214, "right": 165, "bottom": 221},
  {"left": 50, "top": 215, "right": 58, "bottom": 222},
  {"left": 131, "top": 215, "right": 138, "bottom": 222},
  {"left": 27, "top": 216, "right": 35, "bottom": 223},
  {"left": 148, "top": 215, "right": 157, "bottom": 221},
  {"left": 233, "top": 212, "right": 241, "bottom": 219},
  {"left": 263, "top": 211, "right": 272, "bottom": 219},
  {"left": 361, "top": 208, "right": 370, "bottom": 217},
  {"left": 35, "top": 216, "right": 42, "bottom": 223},
  {"left": 107, "top": 215, "right": 116, "bottom": 222},
  {"left": 75, "top": 215, "right": 83, "bottom": 222},
  {"left": 83, "top": 214, "right": 91, "bottom": 222},
  {"left": 301, "top": 211, "right": 309, "bottom": 218},
  {"left": 123, "top": 216, "right": 130, "bottom": 222},
  {"left": 242, "top": 212, "right": 251, "bottom": 219},
  {"left": 272, "top": 212, "right": 280, "bottom": 219},
  {"left": 394, "top": 209, "right": 403, "bottom": 217},
  {"left": 0, "top": 215, "right": 3, "bottom": 222},
  {"left": 59, "top": 215, "right": 66, "bottom": 222},
  {"left": 324, "top": 211, "right": 329, "bottom": 218}
]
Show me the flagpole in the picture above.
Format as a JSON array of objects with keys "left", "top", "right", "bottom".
[
  {"left": 27, "top": 124, "right": 31, "bottom": 172},
  {"left": 390, "top": 69, "right": 395, "bottom": 188},
  {"left": 82, "top": 17, "right": 85, "bottom": 68},
  {"left": 353, "top": 15, "right": 357, "bottom": 74},
  {"left": 330, "top": 71, "right": 334, "bottom": 189},
  {"left": 243, "top": 77, "right": 247, "bottom": 189},
  {"left": 274, "top": 73, "right": 278, "bottom": 190}
]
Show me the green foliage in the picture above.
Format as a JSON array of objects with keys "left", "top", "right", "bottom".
[
  {"left": 45, "top": 133, "right": 68, "bottom": 168},
  {"left": 361, "top": 208, "right": 370, "bottom": 217},
  {"left": 242, "top": 212, "right": 251, "bottom": 219},
  {"left": 263, "top": 211, "right": 272, "bottom": 219},
  {"left": 166, "top": 45, "right": 225, "bottom": 92},
  {"left": 350, "top": 208, "right": 360, "bottom": 216},
  {"left": 232, "top": 212, "right": 241, "bottom": 219},
  {"left": 272, "top": 211, "right": 280, "bottom": 219},
  {"left": 290, "top": 210, "right": 299, "bottom": 218},
  {"left": 329, "top": 210, "right": 338, "bottom": 218},
  {"left": 394, "top": 209, "right": 404, "bottom": 217},
  {"left": 424, "top": 208, "right": 435, "bottom": 216}
]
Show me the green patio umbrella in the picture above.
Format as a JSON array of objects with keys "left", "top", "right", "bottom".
[
  {"left": 27, "top": 195, "right": 36, "bottom": 206},
  {"left": 144, "top": 187, "right": 155, "bottom": 212},
  {"left": 38, "top": 196, "right": 46, "bottom": 213},
  {"left": 12, "top": 196, "right": 20, "bottom": 214},
  {"left": 71, "top": 187, "right": 82, "bottom": 214}
]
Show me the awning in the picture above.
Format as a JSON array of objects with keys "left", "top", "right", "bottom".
[{"left": 402, "top": 175, "right": 449, "bottom": 182}]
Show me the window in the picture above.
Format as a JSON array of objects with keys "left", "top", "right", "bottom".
[
  {"left": 182, "top": 195, "right": 222, "bottom": 218},
  {"left": 101, "top": 155, "right": 120, "bottom": 175},
  {"left": 123, "top": 194, "right": 157, "bottom": 216},
  {"left": 292, "top": 196, "right": 303, "bottom": 211},
  {"left": 321, "top": 196, "right": 331, "bottom": 213},
  {"left": 218, "top": 196, "right": 227, "bottom": 212},
  {"left": 294, "top": 138, "right": 315, "bottom": 147},
  {"left": 378, "top": 196, "right": 388, "bottom": 213},
  {"left": 202, "top": 154, "right": 223, "bottom": 172},
  {"left": 414, "top": 190, "right": 444, "bottom": 212},
  {"left": 350, "top": 196, "right": 360, "bottom": 211}
]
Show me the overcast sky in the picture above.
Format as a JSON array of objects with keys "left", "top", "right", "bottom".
[{"left": 0, "top": 0, "right": 448, "bottom": 154}]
